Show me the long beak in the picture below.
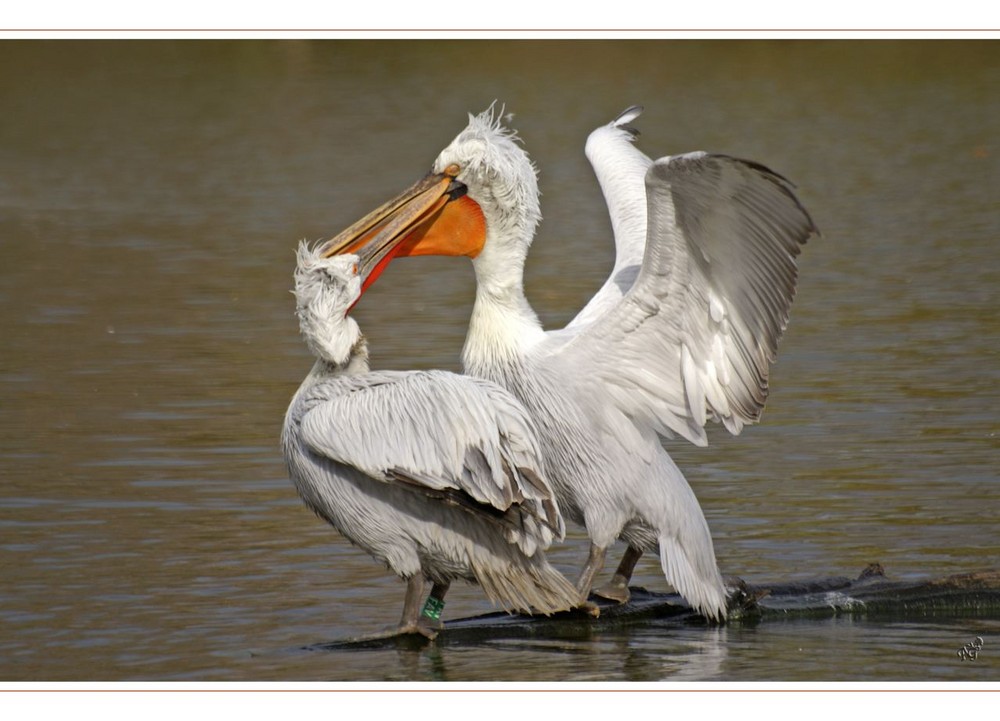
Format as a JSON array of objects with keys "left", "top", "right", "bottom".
[{"left": 318, "top": 163, "right": 486, "bottom": 295}]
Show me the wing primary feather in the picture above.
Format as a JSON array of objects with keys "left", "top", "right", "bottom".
[
  {"left": 612, "top": 104, "right": 644, "bottom": 136},
  {"left": 547, "top": 145, "right": 817, "bottom": 440}
]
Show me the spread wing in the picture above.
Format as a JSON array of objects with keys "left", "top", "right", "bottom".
[
  {"left": 298, "top": 370, "right": 564, "bottom": 550},
  {"left": 547, "top": 152, "right": 818, "bottom": 446},
  {"left": 568, "top": 105, "right": 653, "bottom": 328}
]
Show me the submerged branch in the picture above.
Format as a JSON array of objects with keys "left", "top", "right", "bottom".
[{"left": 310, "top": 565, "right": 1000, "bottom": 651}]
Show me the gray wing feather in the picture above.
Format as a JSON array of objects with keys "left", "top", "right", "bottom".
[
  {"left": 552, "top": 152, "right": 817, "bottom": 445},
  {"left": 299, "top": 370, "right": 564, "bottom": 537}
]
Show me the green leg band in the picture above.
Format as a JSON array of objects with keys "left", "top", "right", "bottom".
[{"left": 421, "top": 596, "right": 445, "bottom": 621}]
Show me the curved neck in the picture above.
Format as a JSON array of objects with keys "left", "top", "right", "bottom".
[
  {"left": 462, "top": 237, "right": 544, "bottom": 376},
  {"left": 308, "top": 336, "right": 370, "bottom": 379}
]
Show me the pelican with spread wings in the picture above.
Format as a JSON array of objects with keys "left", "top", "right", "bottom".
[{"left": 319, "top": 106, "right": 818, "bottom": 621}]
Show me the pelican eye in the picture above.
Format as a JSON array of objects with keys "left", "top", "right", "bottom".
[{"left": 444, "top": 162, "right": 461, "bottom": 178}]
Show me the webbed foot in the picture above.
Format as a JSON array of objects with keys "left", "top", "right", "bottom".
[{"left": 592, "top": 580, "right": 631, "bottom": 604}]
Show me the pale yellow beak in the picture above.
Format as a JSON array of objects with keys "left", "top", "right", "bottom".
[{"left": 320, "top": 163, "right": 486, "bottom": 294}]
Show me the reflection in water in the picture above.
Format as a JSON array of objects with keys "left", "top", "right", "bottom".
[
  {"left": 0, "top": 40, "right": 998, "bottom": 681},
  {"left": 303, "top": 624, "right": 732, "bottom": 682},
  {"left": 301, "top": 618, "right": 1000, "bottom": 682},
  {"left": 613, "top": 627, "right": 729, "bottom": 682}
]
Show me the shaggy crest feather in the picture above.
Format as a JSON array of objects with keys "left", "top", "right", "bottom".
[
  {"left": 292, "top": 242, "right": 362, "bottom": 367},
  {"left": 435, "top": 105, "right": 541, "bottom": 256}
]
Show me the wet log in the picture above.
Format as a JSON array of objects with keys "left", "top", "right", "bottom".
[
  {"left": 309, "top": 564, "right": 1000, "bottom": 651},
  {"left": 731, "top": 564, "right": 1000, "bottom": 620}
]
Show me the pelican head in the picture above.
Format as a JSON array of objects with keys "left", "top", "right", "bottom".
[
  {"left": 431, "top": 107, "right": 540, "bottom": 268},
  {"left": 293, "top": 243, "right": 365, "bottom": 367},
  {"left": 320, "top": 106, "right": 540, "bottom": 294}
]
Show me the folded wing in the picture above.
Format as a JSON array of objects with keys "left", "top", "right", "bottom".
[{"left": 299, "top": 370, "right": 564, "bottom": 552}]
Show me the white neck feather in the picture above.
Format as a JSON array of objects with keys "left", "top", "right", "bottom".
[
  {"left": 462, "top": 227, "right": 545, "bottom": 376},
  {"left": 307, "top": 339, "right": 370, "bottom": 380},
  {"left": 301, "top": 313, "right": 365, "bottom": 369},
  {"left": 436, "top": 106, "right": 548, "bottom": 375}
]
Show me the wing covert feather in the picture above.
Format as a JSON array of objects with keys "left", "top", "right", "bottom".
[
  {"left": 549, "top": 152, "right": 818, "bottom": 445},
  {"left": 298, "top": 370, "right": 563, "bottom": 534}
]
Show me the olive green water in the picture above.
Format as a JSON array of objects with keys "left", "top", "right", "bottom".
[{"left": 0, "top": 40, "right": 997, "bottom": 682}]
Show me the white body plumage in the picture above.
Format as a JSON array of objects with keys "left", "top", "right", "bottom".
[
  {"left": 281, "top": 247, "right": 579, "bottom": 621},
  {"left": 424, "top": 107, "right": 818, "bottom": 620}
]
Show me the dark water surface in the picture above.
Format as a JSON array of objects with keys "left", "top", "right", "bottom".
[{"left": 1, "top": 40, "right": 997, "bottom": 682}]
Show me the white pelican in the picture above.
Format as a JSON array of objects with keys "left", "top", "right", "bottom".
[
  {"left": 321, "top": 105, "right": 818, "bottom": 621},
  {"left": 281, "top": 238, "right": 579, "bottom": 638}
]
